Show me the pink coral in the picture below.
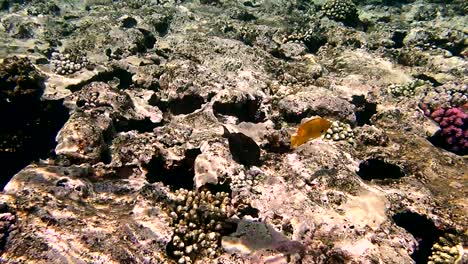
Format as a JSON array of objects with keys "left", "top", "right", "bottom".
[{"left": 427, "top": 107, "right": 467, "bottom": 155}]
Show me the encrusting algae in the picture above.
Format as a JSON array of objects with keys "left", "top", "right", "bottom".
[{"left": 291, "top": 117, "right": 332, "bottom": 148}]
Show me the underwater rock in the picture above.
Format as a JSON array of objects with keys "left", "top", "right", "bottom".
[
  {"left": 55, "top": 111, "right": 112, "bottom": 163},
  {"left": 278, "top": 87, "right": 356, "bottom": 124}
]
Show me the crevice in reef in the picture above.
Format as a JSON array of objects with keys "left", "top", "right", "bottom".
[
  {"left": 68, "top": 68, "right": 134, "bottom": 92},
  {"left": 357, "top": 159, "right": 405, "bottom": 181},
  {"left": 391, "top": 30, "right": 406, "bottom": 49},
  {"left": 351, "top": 95, "right": 377, "bottom": 126},
  {"left": 202, "top": 182, "right": 232, "bottom": 195},
  {"left": 0, "top": 99, "right": 69, "bottom": 190},
  {"left": 213, "top": 97, "right": 265, "bottom": 123},
  {"left": 428, "top": 131, "right": 467, "bottom": 156},
  {"left": 114, "top": 118, "right": 163, "bottom": 133},
  {"left": 392, "top": 211, "right": 443, "bottom": 264},
  {"left": 145, "top": 148, "right": 201, "bottom": 190},
  {"left": 413, "top": 74, "right": 442, "bottom": 87},
  {"left": 138, "top": 28, "right": 157, "bottom": 50},
  {"left": 168, "top": 94, "right": 205, "bottom": 115},
  {"left": 150, "top": 94, "right": 205, "bottom": 115}
]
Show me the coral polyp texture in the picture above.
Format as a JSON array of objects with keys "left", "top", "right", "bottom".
[
  {"left": 322, "top": 0, "right": 358, "bottom": 25},
  {"left": 165, "top": 189, "right": 236, "bottom": 264},
  {"left": 50, "top": 51, "right": 89, "bottom": 75}
]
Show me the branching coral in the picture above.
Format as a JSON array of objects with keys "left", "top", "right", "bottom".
[
  {"left": 428, "top": 107, "right": 467, "bottom": 155},
  {"left": 164, "top": 189, "right": 239, "bottom": 264}
]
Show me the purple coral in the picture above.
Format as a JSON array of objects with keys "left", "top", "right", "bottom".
[{"left": 429, "top": 107, "right": 467, "bottom": 154}]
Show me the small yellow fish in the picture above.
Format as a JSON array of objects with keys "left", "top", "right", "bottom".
[{"left": 291, "top": 117, "right": 331, "bottom": 148}]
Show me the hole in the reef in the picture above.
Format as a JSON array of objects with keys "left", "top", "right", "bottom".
[
  {"left": 236, "top": 204, "right": 259, "bottom": 218},
  {"left": 114, "top": 118, "right": 162, "bottom": 133},
  {"left": 102, "top": 68, "right": 133, "bottom": 89},
  {"left": 304, "top": 36, "right": 327, "bottom": 54},
  {"left": 168, "top": 94, "right": 205, "bottom": 115},
  {"left": 145, "top": 148, "right": 201, "bottom": 190},
  {"left": 270, "top": 49, "right": 291, "bottom": 61},
  {"left": 413, "top": 74, "right": 442, "bottom": 87},
  {"left": 122, "top": 17, "right": 137, "bottom": 28},
  {"left": 357, "top": 159, "right": 405, "bottom": 181},
  {"left": 213, "top": 98, "right": 265, "bottom": 123},
  {"left": 202, "top": 182, "right": 232, "bottom": 195},
  {"left": 76, "top": 100, "right": 86, "bottom": 107},
  {"left": 138, "top": 28, "right": 156, "bottom": 49},
  {"left": 68, "top": 68, "right": 133, "bottom": 91},
  {"left": 351, "top": 95, "right": 377, "bottom": 126},
  {"left": 100, "top": 146, "right": 112, "bottom": 165},
  {"left": 392, "top": 211, "right": 443, "bottom": 263},
  {"left": 0, "top": 99, "right": 69, "bottom": 190},
  {"left": 427, "top": 131, "right": 467, "bottom": 156},
  {"left": 391, "top": 30, "right": 406, "bottom": 49},
  {"left": 153, "top": 19, "right": 170, "bottom": 37}
]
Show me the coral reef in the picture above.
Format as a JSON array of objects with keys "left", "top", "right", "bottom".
[
  {"left": 0, "top": 0, "right": 466, "bottom": 263},
  {"left": 0, "top": 202, "right": 16, "bottom": 251},
  {"left": 0, "top": 56, "right": 68, "bottom": 188},
  {"left": 388, "top": 80, "right": 427, "bottom": 98},
  {"left": 421, "top": 82, "right": 468, "bottom": 111}
]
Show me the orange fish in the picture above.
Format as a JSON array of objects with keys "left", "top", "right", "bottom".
[{"left": 291, "top": 117, "right": 331, "bottom": 148}]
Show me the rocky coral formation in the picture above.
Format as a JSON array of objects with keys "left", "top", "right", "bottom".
[
  {"left": 0, "top": 202, "right": 16, "bottom": 251},
  {"left": 0, "top": 0, "right": 467, "bottom": 263}
]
